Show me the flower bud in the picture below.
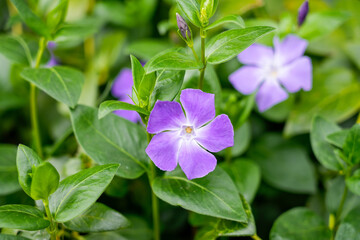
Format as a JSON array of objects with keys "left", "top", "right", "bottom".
[
  {"left": 298, "top": 0, "right": 309, "bottom": 27},
  {"left": 176, "top": 13, "right": 191, "bottom": 41}
]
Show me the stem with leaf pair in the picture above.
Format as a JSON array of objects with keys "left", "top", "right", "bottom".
[
  {"left": 43, "top": 198, "right": 57, "bottom": 240},
  {"left": 30, "top": 37, "right": 47, "bottom": 158},
  {"left": 198, "top": 28, "right": 207, "bottom": 90}
]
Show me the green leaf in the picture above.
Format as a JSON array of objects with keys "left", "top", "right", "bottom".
[
  {"left": 46, "top": 0, "right": 69, "bottom": 31},
  {"left": 0, "top": 145, "right": 21, "bottom": 195},
  {"left": 205, "top": 26, "right": 274, "bottom": 64},
  {"left": 145, "top": 48, "right": 203, "bottom": 73},
  {"left": 298, "top": 11, "right": 350, "bottom": 41},
  {"left": 346, "top": 170, "right": 360, "bottom": 196},
  {"left": 270, "top": 207, "right": 331, "bottom": 240},
  {"left": 343, "top": 124, "right": 360, "bottom": 165},
  {"left": 10, "top": 0, "right": 51, "bottom": 38},
  {"left": 152, "top": 167, "right": 247, "bottom": 223},
  {"left": 150, "top": 70, "right": 185, "bottom": 109},
  {"left": 0, "top": 204, "right": 49, "bottom": 231},
  {"left": 98, "top": 101, "right": 149, "bottom": 119},
  {"left": 218, "top": 121, "right": 251, "bottom": 157},
  {"left": 49, "top": 164, "right": 119, "bottom": 222},
  {"left": 127, "top": 39, "right": 174, "bottom": 61},
  {"left": 345, "top": 42, "right": 360, "bottom": 70},
  {"left": 310, "top": 116, "right": 343, "bottom": 171},
  {"left": 221, "top": 159, "right": 261, "bottom": 203},
  {"left": 63, "top": 203, "right": 129, "bottom": 232},
  {"left": 0, "top": 36, "right": 32, "bottom": 65},
  {"left": 16, "top": 145, "right": 42, "bottom": 197},
  {"left": 70, "top": 105, "right": 148, "bottom": 179},
  {"left": 335, "top": 207, "right": 360, "bottom": 240},
  {"left": 326, "top": 129, "right": 350, "bottom": 148},
  {"left": 0, "top": 234, "right": 30, "bottom": 240},
  {"left": 21, "top": 66, "right": 84, "bottom": 108},
  {"left": 130, "top": 55, "right": 145, "bottom": 90},
  {"left": 30, "top": 162, "right": 60, "bottom": 200},
  {"left": 205, "top": 15, "right": 245, "bottom": 30},
  {"left": 249, "top": 134, "right": 317, "bottom": 194},
  {"left": 176, "top": 0, "right": 201, "bottom": 27},
  {"left": 138, "top": 72, "right": 156, "bottom": 106}
]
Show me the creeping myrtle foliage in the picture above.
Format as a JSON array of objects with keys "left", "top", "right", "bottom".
[{"left": 146, "top": 89, "right": 234, "bottom": 179}]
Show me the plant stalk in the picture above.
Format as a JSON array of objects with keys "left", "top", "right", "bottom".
[
  {"left": 43, "top": 199, "right": 57, "bottom": 240},
  {"left": 198, "top": 28, "right": 206, "bottom": 90}
]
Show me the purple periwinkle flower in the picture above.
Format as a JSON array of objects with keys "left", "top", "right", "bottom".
[
  {"left": 46, "top": 41, "right": 58, "bottom": 67},
  {"left": 111, "top": 68, "right": 141, "bottom": 123},
  {"left": 298, "top": 0, "right": 309, "bottom": 26},
  {"left": 229, "top": 35, "right": 312, "bottom": 112},
  {"left": 176, "top": 13, "right": 191, "bottom": 40},
  {"left": 146, "top": 89, "right": 234, "bottom": 180}
]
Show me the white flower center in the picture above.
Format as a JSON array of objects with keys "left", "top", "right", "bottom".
[{"left": 180, "top": 125, "right": 196, "bottom": 140}]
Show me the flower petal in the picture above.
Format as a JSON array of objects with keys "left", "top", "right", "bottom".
[
  {"left": 229, "top": 66, "right": 264, "bottom": 95},
  {"left": 278, "top": 56, "right": 312, "bottom": 93},
  {"left": 178, "top": 140, "right": 217, "bottom": 180},
  {"left": 147, "top": 101, "right": 186, "bottom": 134},
  {"left": 237, "top": 44, "right": 274, "bottom": 67},
  {"left": 256, "top": 80, "right": 288, "bottom": 112},
  {"left": 146, "top": 131, "right": 181, "bottom": 171},
  {"left": 180, "top": 89, "right": 215, "bottom": 128},
  {"left": 274, "top": 35, "right": 308, "bottom": 65},
  {"left": 195, "top": 114, "right": 234, "bottom": 152},
  {"left": 111, "top": 68, "right": 134, "bottom": 99}
]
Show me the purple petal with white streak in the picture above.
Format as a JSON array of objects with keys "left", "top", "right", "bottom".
[
  {"left": 229, "top": 66, "right": 264, "bottom": 95},
  {"left": 274, "top": 35, "right": 308, "bottom": 65},
  {"left": 256, "top": 80, "right": 288, "bottom": 112},
  {"left": 238, "top": 44, "right": 274, "bottom": 67}
]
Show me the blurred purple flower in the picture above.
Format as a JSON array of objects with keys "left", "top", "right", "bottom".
[
  {"left": 298, "top": 0, "right": 309, "bottom": 26},
  {"left": 146, "top": 89, "right": 234, "bottom": 180},
  {"left": 229, "top": 35, "right": 312, "bottom": 112},
  {"left": 111, "top": 68, "right": 140, "bottom": 123},
  {"left": 47, "top": 41, "right": 58, "bottom": 67}
]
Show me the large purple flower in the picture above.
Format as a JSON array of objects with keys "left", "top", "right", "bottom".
[
  {"left": 229, "top": 35, "right": 312, "bottom": 112},
  {"left": 146, "top": 89, "right": 234, "bottom": 180},
  {"left": 111, "top": 68, "right": 140, "bottom": 123}
]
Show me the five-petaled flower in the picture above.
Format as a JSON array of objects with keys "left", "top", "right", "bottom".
[
  {"left": 111, "top": 68, "right": 141, "bottom": 123},
  {"left": 146, "top": 89, "right": 234, "bottom": 180},
  {"left": 229, "top": 35, "right": 312, "bottom": 112}
]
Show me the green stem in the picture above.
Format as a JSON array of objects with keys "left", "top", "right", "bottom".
[
  {"left": 190, "top": 46, "right": 200, "bottom": 62},
  {"left": 225, "top": 147, "right": 232, "bottom": 164},
  {"left": 47, "top": 127, "right": 73, "bottom": 157},
  {"left": 43, "top": 198, "right": 56, "bottom": 240},
  {"left": 30, "top": 37, "right": 47, "bottom": 158},
  {"left": 251, "top": 234, "right": 262, "bottom": 240},
  {"left": 198, "top": 28, "right": 206, "bottom": 90}
]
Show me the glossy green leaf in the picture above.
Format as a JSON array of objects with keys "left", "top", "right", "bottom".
[
  {"left": 30, "top": 162, "right": 60, "bottom": 200},
  {"left": 298, "top": 11, "right": 350, "bottom": 41},
  {"left": 150, "top": 70, "right": 185, "bottom": 109},
  {"left": 335, "top": 207, "right": 360, "bottom": 240},
  {"left": 221, "top": 159, "right": 261, "bottom": 203},
  {"left": 16, "top": 145, "right": 42, "bottom": 197},
  {"left": 49, "top": 164, "right": 119, "bottom": 222},
  {"left": 127, "top": 39, "right": 174, "bottom": 61},
  {"left": 205, "top": 15, "right": 245, "bottom": 30},
  {"left": 46, "top": 0, "right": 69, "bottom": 31},
  {"left": 249, "top": 134, "right": 317, "bottom": 194},
  {"left": 346, "top": 170, "right": 360, "bottom": 196},
  {"left": 63, "top": 203, "right": 129, "bottom": 232},
  {"left": 343, "top": 124, "right": 360, "bottom": 165},
  {"left": 70, "top": 105, "right": 148, "bottom": 179},
  {"left": 98, "top": 101, "right": 149, "bottom": 119},
  {"left": 326, "top": 129, "right": 349, "bottom": 148},
  {"left": 10, "top": 0, "right": 51, "bottom": 38},
  {"left": 270, "top": 208, "right": 331, "bottom": 240},
  {"left": 145, "top": 48, "right": 203, "bottom": 73},
  {"left": 138, "top": 72, "right": 156, "bottom": 106},
  {"left": 310, "top": 116, "right": 343, "bottom": 171},
  {"left": 0, "top": 145, "right": 21, "bottom": 195},
  {"left": 176, "top": 0, "right": 201, "bottom": 27},
  {"left": 21, "top": 66, "right": 84, "bottom": 108},
  {"left": 0, "top": 234, "right": 30, "bottom": 240},
  {"left": 130, "top": 55, "right": 145, "bottom": 90},
  {"left": 152, "top": 167, "right": 247, "bottom": 223},
  {"left": 205, "top": 26, "right": 274, "bottom": 64},
  {"left": 0, "top": 204, "right": 49, "bottom": 231},
  {"left": 0, "top": 36, "right": 32, "bottom": 65}
]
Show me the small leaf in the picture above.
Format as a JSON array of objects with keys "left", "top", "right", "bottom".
[
  {"left": 152, "top": 167, "right": 247, "bottom": 223},
  {"left": 346, "top": 170, "right": 360, "bottom": 196},
  {"left": 310, "top": 116, "right": 343, "bottom": 171},
  {"left": 10, "top": 0, "right": 51, "bottom": 38},
  {"left": 46, "top": 0, "right": 69, "bottom": 31},
  {"left": 30, "top": 162, "right": 60, "bottom": 200},
  {"left": 0, "top": 145, "right": 21, "bottom": 195},
  {"left": 205, "top": 26, "right": 274, "bottom": 64},
  {"left": 145, "top": 48, "right": 203, "bottom": 73},
  {"left": 130, "top": 55, "right": 145, "bottom": 90},
  {"left": 335, "top": 206, "right": 360, "bottom": 240},
  {"left": 0, "top": 36, "right": 32, "bottom": 65},
  {"left": 0, "top": 204, "right": 49, "bottom": 231},
  {"left": 0, "top": 234, "right": 30, "bottom": 240},
  {"left": 49, "top": 164, "right": 119, "bottom": 222},
  {"left": 205, "top": 15, "right": 245, "bottom": 30},
  {"left": 270, "top": 207, "right": 331, "bottom": 240},
  {"left": 176, "top": 0, "right": 201, "bottom": 27},
  {"left": 343, "top": 124, "right": 360, "bottom": 165},
  {"left": 138, "top": 72, "right": 156, "bottom": 105},
  {"left": 98, "top": 101, "right": 150, "bottom": 119},
  {"left": 16, "top": 145, "right": 42, "bottom": 197},
  {"left": 63, "top": 203, "right": 129, "bottom": 232},
  {"left": 70, "top": 105, "right": 149, "bottom": 179},
  {"left": 326, "top": 129, "right": 349, "bottom": 148}
]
